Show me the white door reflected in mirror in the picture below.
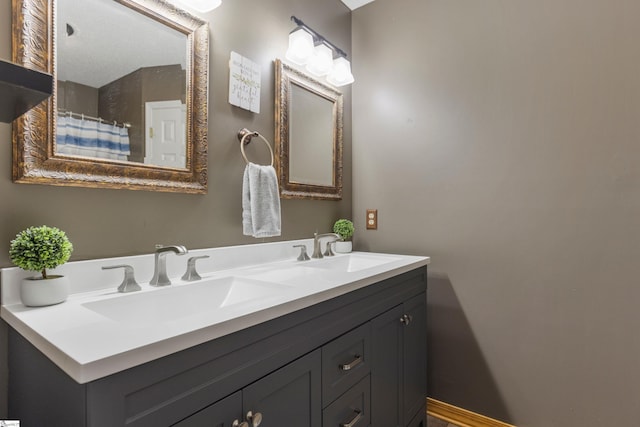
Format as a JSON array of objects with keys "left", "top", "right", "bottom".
[{"left": 144, "top": 101, "right": 187, "bottom": 169}]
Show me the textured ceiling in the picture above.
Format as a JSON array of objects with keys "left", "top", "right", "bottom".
[{"left": 56, "top": 0, "right": 186, "bottom": 88}]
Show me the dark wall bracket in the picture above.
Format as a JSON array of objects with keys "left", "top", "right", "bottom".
[{"left": 0, "top": 58, "right": 53, "bottom": 123}]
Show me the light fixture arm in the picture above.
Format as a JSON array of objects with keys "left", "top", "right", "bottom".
[{"left": 290, "top": 16, "right": 348, "bottom": 59}]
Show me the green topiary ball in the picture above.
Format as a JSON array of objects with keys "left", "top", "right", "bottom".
[
  {"left": 333, "top": 219, "right": 354, "bottom": 241},
  {"left": 9, "top": 225, "right": 73, "bottom": 279}
]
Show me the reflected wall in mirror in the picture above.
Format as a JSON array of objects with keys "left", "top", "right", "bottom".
[
  {"left": 12, "top": 0, "right": 209, "bottom": 193},
  {"left": 275, "top": 59, "right": 343, "bottom": 200}
]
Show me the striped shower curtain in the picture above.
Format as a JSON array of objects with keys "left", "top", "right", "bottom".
[{"left": 56, "top": 115, "right": 131, "bottom": 161}]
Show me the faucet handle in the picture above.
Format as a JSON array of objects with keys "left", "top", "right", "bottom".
[
  {"left": 324, "top": 241, "right": 336, "bottom": 257},
  {"left": 102, "top": 264, "right": 141, "bottom": 293},
  {"left": 181, "top": 255, "right": 210, "bottom": 281},
  {"left": 293, "top": 244, "right": 310, "bottom": 261}
]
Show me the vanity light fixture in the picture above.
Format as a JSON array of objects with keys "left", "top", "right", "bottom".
[
  {"left": 285, "top": 27, "right": 315, "bottom": 65},
  {"left": 286, "top": 16, "right": 355, "bottom": 87},
  {"left": 327, "top": 56, "right": 355, "bottom": 86},
  {"left": 306, "top": 43, "right": 334, "bottom": 77}
]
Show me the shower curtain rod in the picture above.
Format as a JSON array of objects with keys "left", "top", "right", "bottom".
[{"left": 57, "top": 109, "right": 131, "bottom": 129}]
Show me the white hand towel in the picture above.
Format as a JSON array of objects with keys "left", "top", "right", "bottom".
[{"left": 242, "top": 162, "right": 282, "bottom": 238}]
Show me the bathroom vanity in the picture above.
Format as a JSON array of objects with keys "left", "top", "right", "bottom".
[{"left": 1, "top": 241, "right": 429, "bottom": 427}]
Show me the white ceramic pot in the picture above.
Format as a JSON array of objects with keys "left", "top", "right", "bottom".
[
  {"left": 20, "top": 275, "right": 70, "bottom": 307},
  {"left": 335, "top": 241, "right": 353, "bottom": 253}
]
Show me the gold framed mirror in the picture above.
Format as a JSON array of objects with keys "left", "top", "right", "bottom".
[
  {"left": 12, "top": 0, "right": 209, "bottom": 193},
  {"left": 275, "top": 59, "right": 343, "bottom": 200}
]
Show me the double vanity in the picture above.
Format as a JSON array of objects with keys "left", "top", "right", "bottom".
[{"left": 1, "top": 239, "right": 429, "bottom": 427}]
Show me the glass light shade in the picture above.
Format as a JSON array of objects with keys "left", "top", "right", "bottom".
[
  {"left": 306, "top": 44, "right": 334, "bottom": 77},
  {"left": 327, "top": 57, "right": 355, "bottom": 86},
  {"left": 285, "top": 28, "right": 315, "bottom": 66}
]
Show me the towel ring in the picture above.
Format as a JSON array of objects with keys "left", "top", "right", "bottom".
[{"left": 238, "top": 129, "right": 274, "bottom": 166}]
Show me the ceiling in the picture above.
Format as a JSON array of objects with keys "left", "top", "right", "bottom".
[
  {"left": 56, "top": 0, "right": 186, "bottom": 88},
  {"left": 340, "top": 0, "right": 375, "bottom": 10}
]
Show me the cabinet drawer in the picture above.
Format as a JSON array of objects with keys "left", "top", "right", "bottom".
[
  {"left": 172, "top": 391, "right": 241, "bottom": 427},
  {"left": 322, "top": 375, "right": 370, "bottom": 427},
  {"left": 322, "top": 322, "right": 371, "bottom": 405}
]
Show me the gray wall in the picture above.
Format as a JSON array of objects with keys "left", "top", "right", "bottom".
[
  {"left": 353, "top": 0, "right": 640, "bottom": 426},
  {"left": 0, "top": 0, "right": 352, "bottom": 417},
  {"left": 58, "top": 80, "right": 99, "bottom": 116}
]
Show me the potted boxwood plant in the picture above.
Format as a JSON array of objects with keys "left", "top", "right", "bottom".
[
  {"left": 333, "top": 219, "right": 354, "bottom": 253},
  {"left": 9, "top": 225, "right": 74, "bottom": 307}
]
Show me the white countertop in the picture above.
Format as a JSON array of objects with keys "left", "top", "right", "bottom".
[{"left": 1, "top": 240, "right": 429, "bottom": 384}]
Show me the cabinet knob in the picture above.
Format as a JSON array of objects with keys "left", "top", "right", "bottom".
[
  {"left": 400, "top": 314, "right": 413, "bottom": 325},
  {"left": 232, "top": 420, "right": 249, "bottom": 427},
  {"left": 246, "top": 410, "right": 263, "bottom": 427}
]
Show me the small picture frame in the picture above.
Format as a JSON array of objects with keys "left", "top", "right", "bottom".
[{"left": 229, "top": 51, "right": 261, "bottom": 113}]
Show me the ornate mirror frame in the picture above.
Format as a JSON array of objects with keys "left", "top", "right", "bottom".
[
  {"left": 12, "top": 0, "right": 209, "bottom": 193},
  {"left": 275, "top": 59, "right": 343, "bottom": 200}
]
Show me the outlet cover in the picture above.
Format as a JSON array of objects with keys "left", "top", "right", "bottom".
[{"left": 366, "top": 209, "right": 378, "bottom": 230}]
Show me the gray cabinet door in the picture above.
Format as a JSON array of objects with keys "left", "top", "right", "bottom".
[
  {"left": 243, "top": 349, "right": 322, "bottom": 427},
  {"left": 371, "top": 304, "right": 404, "bottom": 427},
  {"left": 402, "top": 293, "right": 427, "bottom": 425},
  {"left": 371, "top": 292, "right": 427, "bottom": 427},
  {"left": 172, "top": 391, "right": 241, "bottom": 427}
]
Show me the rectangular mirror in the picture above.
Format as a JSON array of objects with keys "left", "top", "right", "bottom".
[
  {"left": 12, "top": 0, "right": 209, "bottom": 193},
  {"left": 275, "top": 59, "right": 343, "bottom": 200},
  {"left": 56, "top": 0, "right": 188, "bottom": 168}
]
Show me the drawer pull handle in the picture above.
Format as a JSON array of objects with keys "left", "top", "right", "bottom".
[
  {"left": 339, "top": 355, "right": 362, "bottom": 371},
  {"left": 232, "top": 420, "right": 249, "bottom": 427},
  {"left": 340, "top": 409, "right": 363, "bottom": 427}
]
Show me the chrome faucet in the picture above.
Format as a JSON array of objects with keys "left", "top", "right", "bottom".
[
  {"left": 150, "top": 245, "right": 188, "bottom": 286},
  {"left": 312, "top": 232, "right": 340, "bottom": 259}
]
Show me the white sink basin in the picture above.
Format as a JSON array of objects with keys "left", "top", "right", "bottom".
[
  {"left": 82, "top": 277, "right": 289, "bottom": 324},
  {"left": 239, "top": 253, "right": 403, "bottom": 284},
  {"left": 310, "top": 253, "right": 401, "bottom": 273},
  {"left": 242, "top": 265, "right": 336, "bottom": 285}
]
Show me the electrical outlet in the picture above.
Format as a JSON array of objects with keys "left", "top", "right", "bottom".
[{"left": 366, "top": 209, "right": 378, "bottom": 230}]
